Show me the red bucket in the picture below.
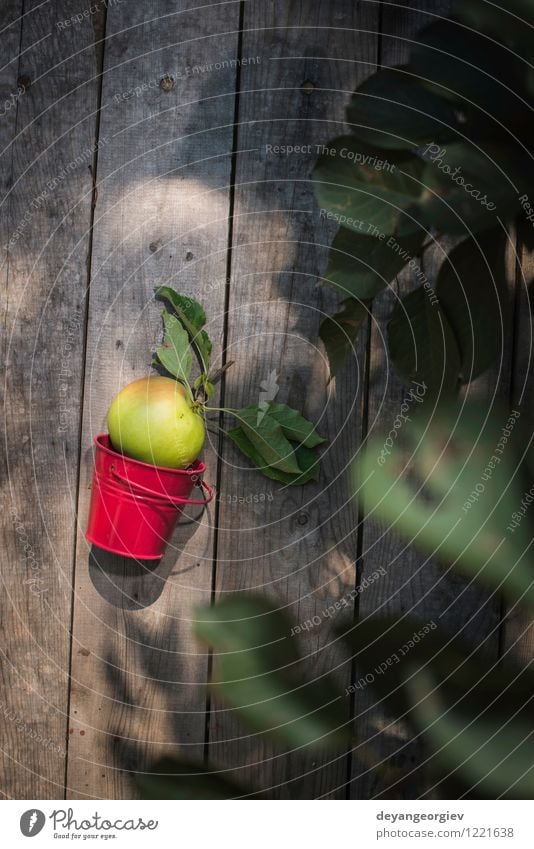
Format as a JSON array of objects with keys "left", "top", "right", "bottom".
[{"left": 86, "top": 434, "right": 213, "bottom": 559}]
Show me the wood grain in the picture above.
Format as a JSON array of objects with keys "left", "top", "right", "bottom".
[
  {"left": 3, "top": 0, "right": 532, "bottom": 802},
  {"left": 1, "top": 0, "right": 101, "bottom": 798},
  {"left": 65, "top": 0, "right": 241, "bottom": 799},
  {"left": 207, "top": 0, "right": 380, "bottom": 799}
]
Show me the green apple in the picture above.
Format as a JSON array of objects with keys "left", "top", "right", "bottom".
[{"left": 107, "top": 376, "right": 205, "bottom": 469}]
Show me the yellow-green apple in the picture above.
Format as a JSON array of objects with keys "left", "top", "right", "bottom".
[{"left": 107, "top": 376, "right": 205, "bottom": 469}]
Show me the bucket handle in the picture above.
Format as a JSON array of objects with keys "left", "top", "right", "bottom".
[{"left": 110, "top": 465, "right": 214, "bottom": 506}]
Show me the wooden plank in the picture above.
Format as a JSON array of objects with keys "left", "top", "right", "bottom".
[
  {"left": 0, "top": 1, "right": 30, "bottom": 802},
  {"left": 500, "top": 237, "right": 534, "bottom": 666},
  {"left": 208, "top": 0, "right": 380, "bottom": 799},
  {"left": 347, "top": 0, "right": 519, "bottom": 799},
  {"left": 1, "top": 1, "right": 101, "bottom": 798},
  {"left": 65, "top": 1, "right": 241, "bottom": 799}
]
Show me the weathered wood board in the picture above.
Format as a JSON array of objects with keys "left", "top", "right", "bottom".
[
  {"left": 207, "top": 0, "right": 380, "bottom": 799},
  {"left": 1, "top": 0, "right": 101, "bottom": 798},
  {"left": 1, "top": 0, "right": 532, "bottom": 802},
  {"left": 65, "top": 0, "right": 241, "bottom": 799}
]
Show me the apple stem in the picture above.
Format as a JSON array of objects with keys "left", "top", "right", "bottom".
[
  {"left": 203, "top": 405, "right": 240, "bottom": 415},
  {"left": 206, "top": 425, "right": 228, "bottom": 437}
]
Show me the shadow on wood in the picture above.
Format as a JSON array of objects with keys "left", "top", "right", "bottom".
[
  {"left": 88, "top": 500, "right": 212, "bottom": 609},
  {"left": 99, "top": 615, "right": 208, "bottom": 797}
]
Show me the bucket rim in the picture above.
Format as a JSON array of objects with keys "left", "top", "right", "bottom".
[{"left": 94, "top": 433, "right": 206, "bottom": 476}]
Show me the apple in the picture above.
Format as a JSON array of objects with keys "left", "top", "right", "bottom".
[{"left": 107, "top": 376, "right": 205, "bottom": 469}]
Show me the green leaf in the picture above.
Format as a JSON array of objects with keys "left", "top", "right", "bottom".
[
  {"left": 238, "top": 401, "right": 326, "bottom": 449},
  {"left": 194, "top": 374, "right": 215, "bottom": 400},
  {"left": 155, "top": 286, "right": 213, "bottom": 373},
  {"left": 235, "top": 407, "right": 302, "bottom": 475},
  {"left": 415, "top": 143, "right": 523, "bottom": 235},
  {"left": 319, "top": 298, "right": 369, "bottom": 380},
  {"left": 137, "top": 757, "right": 255, "bottom": 800},
  {"left": 342, "top": 616, "right": 534, "bottom": 799},
  {"left": 324, "top": 226, "right": 426, "bottom": 299},
  {"left": 387, "top": 286, "right": 461, "bottom": 398},
  {"left": 195, "top": 595, "right": 349, "bottom": 750},
  {"left": 227, "top": 427, "right": 320, "bottom": 485},
  {"left": 156, "top": 285, "right": 207, "bottom": 330},
  {"left": 155, "top": 312, "right": 193, "bottom": 385},
  {"left": 267, "top": 403, "right": 326, "bottom": 448},
  {"left": 313, "top": 137, "right": 425, "bottom": 236},
  {"left": 346, "top": 66, "right": 468, "bottom": 150},
  {"left": 228, "top": 403, "right": 325, "bottom": 480},
  {"left": 359, "top": 403, "right": 534, "bottom": 610},
  {"left": 436, "top": 230, "right": 508, "bottom": 381},
  {"left": 291, "top": 443, "right": 321, "bottom": 482},
  {"left": 199, "top": 330, "right": 213, "bottom": 368},
  {"left": 228, "top": 426, "right": 287, "bottom": 482}
]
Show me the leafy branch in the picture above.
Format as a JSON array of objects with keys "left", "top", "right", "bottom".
[{"left": 152, "top": 285, "right": 326, "bottom": 484}]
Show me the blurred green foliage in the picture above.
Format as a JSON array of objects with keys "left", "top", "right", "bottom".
[
  {"left": 313, "top": 1, "right": 534, "bottom": 394},
  {"left": 138, "top": 401, "right": 534, "bottom": 799}
]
